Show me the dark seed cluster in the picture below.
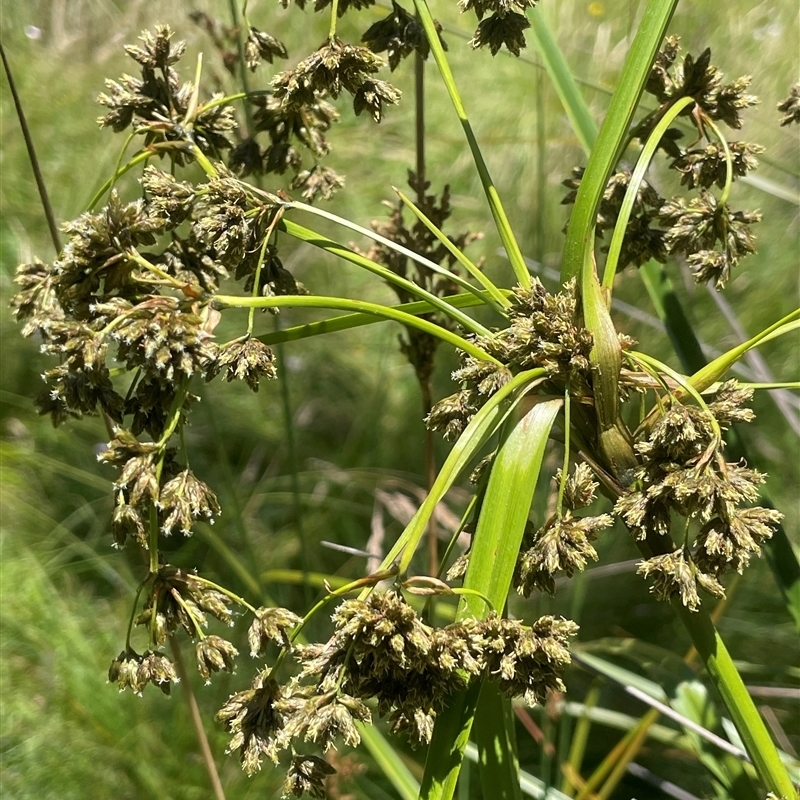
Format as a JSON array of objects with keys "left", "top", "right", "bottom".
[
  {"left": 459, "top": 0, "right": 539, "bottom": 56},
  {"left": 515, "top": 465, "right": 614, "bottom": 596},
  {"left": 272, "top": 38, "right": 401, "bottom": 123},
  {"left": 615, "top": 381, "right": 782, "bottom": 610},
  {"left": 637, "top": 36, "right": 758, "bottom": 141},
  {"left": 427, "top": 279, "right": 593, "bottom": 440},
  {"left": 562, "top": 168, "right": 668, "bottom": 269},
  {"left": 564, "top": 38, "right": 763, "bottom": 288},
  {"left": 362, "top": 2, "right": 446, "bottom": 71},
  {"left": 97, "top": 25, "right": 236, "bottom": 164},
  {"left": 218, "top": 590, "right": 577, "bottom": 780},
  {"left": 778, "top": 83, "right": 800, "bottom": 126},
  {"left": 658, "top": 192, "right": 760, "bottom": 288}
]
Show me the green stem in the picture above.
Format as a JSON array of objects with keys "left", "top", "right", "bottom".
[
  {"left": 327, "top": 0, "right": 339, "bottom": 38},
  {"left": 171, "top": 588, "right": 207, "bottom": 640},
  {"left": 247, "top": 211, "right": 283, "bottom": 335},
  {"left": 411, "top": 0, "right": 529, "bottom": 289},
  {"left": 556, "top": 388, "right": 571, "bottom": 518},
  {"left": 272, "top": 314, "right": 311, "bottom": 605},
  {"left": 124, "top": 576, "right": 152, "bottom": 650},
  {"left": 126, "top": 248, "right": 188, "bottom": 292},
  {"left": 671, "top": 601, "right": 797, "bottom": 799},
  {"left": 702, "top": 114, "right": 734, "bottom": 205},
  {"left": 256, "top": 291, "right": 507, "bottom": 346},
  {"left": 0, "top": 41, "right": 62, "bottom": 253},
  {"left": 393, "top": 188, "right": 510, "bottom": 312}
]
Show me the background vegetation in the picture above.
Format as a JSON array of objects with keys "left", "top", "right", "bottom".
[{"left": 1, "top": 0, "right": 797, "bottom": 798}]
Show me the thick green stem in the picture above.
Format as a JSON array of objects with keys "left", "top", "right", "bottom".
[{"left": 671, "top": 601, "right": 797, "bottom": 798}]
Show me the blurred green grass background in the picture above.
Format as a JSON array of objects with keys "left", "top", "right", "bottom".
[{"left": 1, "top": 0, "right": 798, "bottom": 797}]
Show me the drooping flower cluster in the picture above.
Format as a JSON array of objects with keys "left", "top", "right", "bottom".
[
  {"left": 362, "top": 1, "right": 446, "bottom": 70},
  {"left": 108, "top": 649, "right": 179, "bottom": 695},
  {"left": 97, "top": 25, "right": 236, "bottom": 164},
  {"left": 615, "top": 381, "right": 782, "bottom": 610},
  {"left": 636, "top": 36, "right": 759, "bottom": 144},
  {"left": 563, "top": 38, "right": 763, "bottom": 289},
  {"left": 778, "top": 83, "right": 800, "bottom": 126},
  {"left": 562, "top": 168, "right": 668, "bottom": 269},
  {"left": 218, "top": 591, "right": 577, "bottom": 780},
  {"left": 272, "top": 38, "right": 401, "bottom": 123},
  {"left": 459, "top": 0, "right": 539, "bottom": 56},
  {"left": 7, "top": 28, "right": 329, "bottom": 728},
  {"left": 427, "top": 279, "right": 593, "bottom": 439},
  {"left": 515, "top": 464, "right": 614, "bottom": 596}
]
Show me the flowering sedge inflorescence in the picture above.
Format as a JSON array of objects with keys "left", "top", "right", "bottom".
[
  {"left": 9, "top": 18, "right": 584, "bottom": 796},
  {"left": 10, "top": 9, "right": 791, "bottom": 797},
  {"left": 216, "top": 590, "right": 576, "bottom": 776},
  {"left": 432, "top": 278, "right": 780, "bottom": 612}
]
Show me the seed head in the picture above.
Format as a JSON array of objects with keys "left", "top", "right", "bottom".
[
  {"left": 244, "top": 28, "right": 288, "bottom": 71},
  {"left": 778, "top": 83, "right": 800, "bottom": 126},
  {"left": 218, "top": 672, "right": 285, "bottom": 774},
  {"left": 196, "top": 636, "right": 239, "bottom": 682},
  {"left": 248, "top": 606, "right": 302, "bottom": 657},
  {"left": 108, "top": 649, "right": 178, "bottom": 695},
  {"left": 282, "top": 754, "right": 336, "bottom": 798}
]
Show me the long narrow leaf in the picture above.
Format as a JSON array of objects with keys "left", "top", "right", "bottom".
[
  {"left": 419, "top": 400, "right": 562, "bottom": 800},
  {"left": 388, "top": 370, "right": 547, "bottom": 577},
  {"left": 285, "top": 201, "right": 502, "bottom": 312},
  {"left": 257, "top": 292, "right": 507, "bottom": 346},
  {"left": 560, "top": 0, "right": 677, "bottom": 282},
  {"left": 394, "top": 188, "right": 510, "bottom": 311},
  {"left": 475, "top": 683, "right": 524, "bottom": 800},
  {"left": 280, "top": 219, "right": 494, "bottom": 336},
  {"left": 528, "top": 10, "right": 596, "bottom": 156},
  {"left": 360, "top": 724, "right": 421, "bottom": 800},
  {"left": 671, "top": 601, "right": 797, "bottom": 798},
  {"left": 214, "top": 293, "right": 500, "bottom": 364},
  {"left": 412, "top": 0, "right": 530, "bottom": 289}
]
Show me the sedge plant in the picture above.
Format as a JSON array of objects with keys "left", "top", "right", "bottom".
[{"left": 5, "top": 1, "right": 800, "bottom": 799}]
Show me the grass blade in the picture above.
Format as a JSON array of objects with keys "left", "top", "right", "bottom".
[
  {"left": 360, "top": 724, "right": 421, "bottom": 800},
  {"left": 256, "top": 291, "right": 507, "bottom": 346},
  {"left": 528, "top": 11, "right": 596, "bottom": 156},
  {"left": 394, "top": 187, "right": 511, "bottom": 312},
  {"left": 475, "top": 683, "right": 524, "bottom": 800},
  {"left": 560, "top": 0, "right": 678, "bottom": 283},
  {"left": 213, "top": 293, "right": 501, "bottom": 364},
  {"left": 418, "top": 399, "right": 562, "bottom": 800},
  {"left": 286, "top": 201, "right": 502, "bottom": 312},
  {"left": 388, "top": 370, "right": 548, "bottom": 576},
  {"left": 280, "top": 218, "right": 495, "bottom": 336},
  {"left": 671, "top": 601, "right": 797, "bottom": 797}
]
